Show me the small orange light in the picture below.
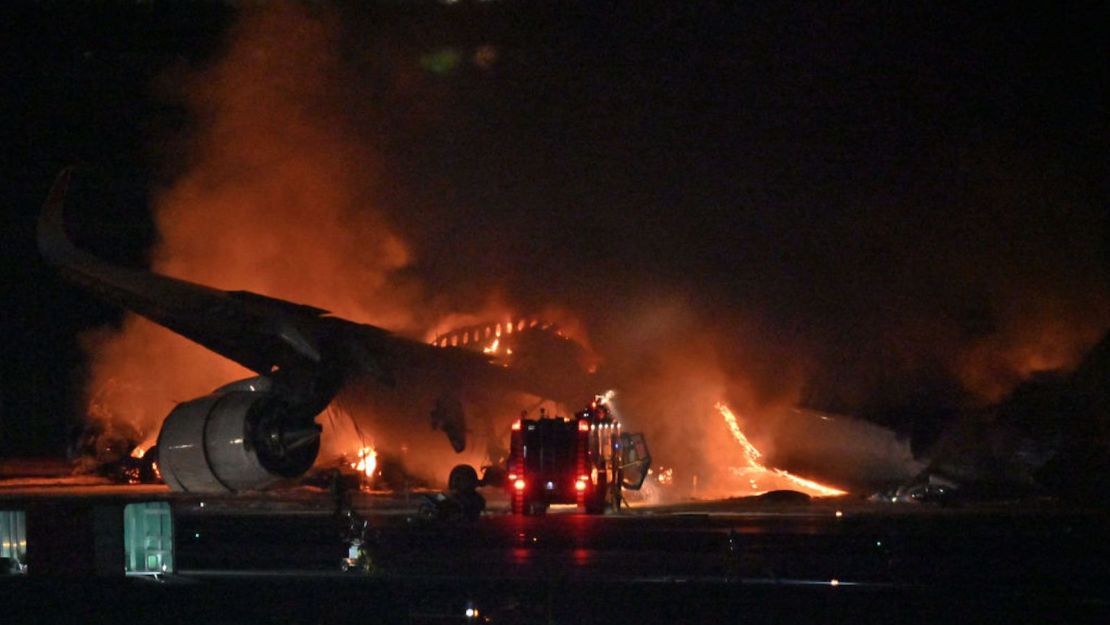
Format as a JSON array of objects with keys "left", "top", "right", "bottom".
[
  {"left": 575, "top": 480, "right": 587, "bottom": 492},
  {"left": 578, "top": 420, "right": 589, "bottom": 432},
  {"left": 512, "top": 420, "right": 521, "bottom": 431},
  {"left": 514, "top": 478, "right": 526, "bottom": 491}
]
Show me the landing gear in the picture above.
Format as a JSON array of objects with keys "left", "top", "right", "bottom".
[
  {"left": 448, "top": 464, "right": 480, "bottom": 492},
  {"left": 421, "top": 464, "right": 484, "bottom": 522}
]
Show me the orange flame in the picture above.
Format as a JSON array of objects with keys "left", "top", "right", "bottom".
[
  {"left": 717, "top": 401, "right": 763, "bottom": 468},
  {"left": 715, "top": 402, "right": 846, "bottom": 497},
  {"left": 351, "top": 445, "right": 378, "bottom": 479},
  {"left": 656, "top": 466, "right": 674, "bottom": 485}
]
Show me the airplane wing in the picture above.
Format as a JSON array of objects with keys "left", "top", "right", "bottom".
[
  {"left": 38, "top": 168, "right": 595, "bottom": 423},
  {"left": 39, "top": 168, "right": 607, "bottom": 491},
  {"left": 38, "top": 168, "right": 332, "bottom": 376}
]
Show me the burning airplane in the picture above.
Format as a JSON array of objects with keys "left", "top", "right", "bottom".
[{"left": 39, "top": 169, "right": 602, "bottom": 493}]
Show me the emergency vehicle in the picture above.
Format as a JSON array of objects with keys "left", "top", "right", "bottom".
[{"left": 506, "top": 397, "right": 651, "bottom": 515}]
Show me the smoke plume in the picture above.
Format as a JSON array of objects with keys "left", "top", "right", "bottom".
[
  {"left": 83, "top": 3, "right": 421, "bottom": 454},
  {"left": 81, "top": 3, "right": 1108, "bottom": 493}
]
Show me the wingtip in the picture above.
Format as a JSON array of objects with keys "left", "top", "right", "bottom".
[
  {"left": 45, "top": 167, "right": 75, "bottom": 209},
  {"left": 37, "top": 167, "right": 79, "bottom": 263}
]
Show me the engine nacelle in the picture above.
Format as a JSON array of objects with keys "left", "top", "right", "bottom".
[{"left": 157, "top": 390, "right": 321, "bottom": 493}]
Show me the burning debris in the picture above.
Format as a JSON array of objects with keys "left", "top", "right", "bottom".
[
  {"left": 654, "top": 466, "right": 674, "bottom": 486},
  {"left": 67, "top": 411, "right": 160, "bottom": 484},
  {"left": 351, "top": 445, "right": 378, "bottom": 481},
  {"left": 316, "top": 404, "right": 383, "bottom": 490},
  {"left": 716, "top": 402, "right": 847, "bottom": 498}
]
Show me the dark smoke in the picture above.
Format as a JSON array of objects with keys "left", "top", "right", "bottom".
[{"left": 84, "top": 3, "right": 1108, "bottom": 492}]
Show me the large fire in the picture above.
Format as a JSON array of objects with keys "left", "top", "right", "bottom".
[
  {"left": 427, "top": 312, "right": 600, "bottom": 373},
  {"left": 430, "top": 318, "right": 554, "bottom": 353},
  {"left": 716, "top": 401, "right": 847, "bottom": 497},
  {"left": 65, "top": 0, "right": 1110, "bottom": 505}
]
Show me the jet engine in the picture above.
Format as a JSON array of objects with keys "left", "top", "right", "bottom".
[{"left": 158, "top": 384, "right": 322, "bottom": 493}]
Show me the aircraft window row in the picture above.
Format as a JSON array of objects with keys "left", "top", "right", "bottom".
[{"left": 433, "top": 318, "right": 559, "bottom": 349}]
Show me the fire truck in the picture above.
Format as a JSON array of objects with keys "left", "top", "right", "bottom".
[{"left": 506, "top": 398, "right": 651, "bottom": 515}]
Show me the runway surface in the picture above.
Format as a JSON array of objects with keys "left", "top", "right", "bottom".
[{"left": 3, "top": 485, "right": 1108, "bottom": 623}]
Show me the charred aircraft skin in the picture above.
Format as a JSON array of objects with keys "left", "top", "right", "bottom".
[
  {"left": 38, "top": 169, "right": 599, "bottom": 493},
  {"left": 755, "top": 324, "right": 1108, "bottom": 499},
  {"left": 917, "top": 331, "right": 1110, "bottom": 502},
  {"left": 845, "top": 331, "right": 1110, "bottom": 504}
]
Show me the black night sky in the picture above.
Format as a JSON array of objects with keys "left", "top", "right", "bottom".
[{"left": 2, "top": 1, "right": 1107, "bottom": 459}]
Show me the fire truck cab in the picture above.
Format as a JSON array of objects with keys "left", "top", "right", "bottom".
[{"left": 506, "top": 398, "right": 651, "bottom": 515}]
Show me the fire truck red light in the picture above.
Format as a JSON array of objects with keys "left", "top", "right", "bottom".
[
  {"left": 578, "top": 420, "right": 589, "bottom": 431},
  {"left": 575, "top": 480, "right": 587, "bottom": 491},
  {"left": 514, "top": 479, "right": 526, "bottom": 491}
]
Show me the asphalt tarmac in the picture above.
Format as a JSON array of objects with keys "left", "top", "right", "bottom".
[{"left": 3, "top": 488, "right": 1109, "bottom": 624}]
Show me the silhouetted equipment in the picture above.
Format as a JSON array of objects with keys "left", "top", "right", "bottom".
[{"left": 503, "top": 397, "right": 651, "bottom": 515}]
